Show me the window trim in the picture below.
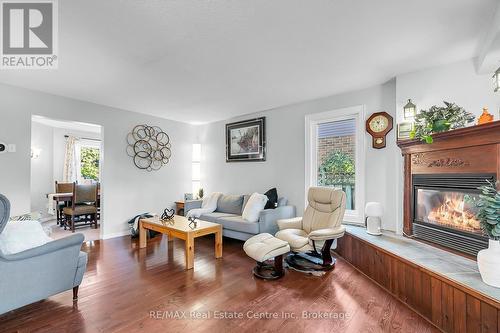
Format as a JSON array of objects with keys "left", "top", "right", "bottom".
[{"left": 305, "top": 105, "right": 366, "bottom": 224}]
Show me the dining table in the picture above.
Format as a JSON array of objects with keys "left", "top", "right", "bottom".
[
  {"left": 46, "top": 192, "right": 101, "bottom": 225},
  {"left": 46, "top": 192, "right": 101, "bottom": 202}
]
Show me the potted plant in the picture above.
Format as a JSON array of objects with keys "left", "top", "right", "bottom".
[
  {"left": 409, "top": 101, "right": 475, "bottom": 143},
  {"left": 198, "top": 188, "right": 204, "bottom": 200},
  {"left": 476, "top": 181, "right": 500, "bottom": 287}
]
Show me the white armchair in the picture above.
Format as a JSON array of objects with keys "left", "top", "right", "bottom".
[{"left": 276, "top": 187, "right": 346, "bottom": 270}]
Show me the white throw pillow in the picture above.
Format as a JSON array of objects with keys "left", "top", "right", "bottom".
[
  {"left": 242, "top": 193, "right": 268, "bottom": 223},
  {"left": 0, "top": 220, "right": 53, "bottom": 255}
]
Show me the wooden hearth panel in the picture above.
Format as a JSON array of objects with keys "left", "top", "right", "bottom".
[
  {"left": 411, "top": 145, "right": 498, "bottom": 174},
  {"left": 336, "top": 232, "right": 500, "bottom": 333}
]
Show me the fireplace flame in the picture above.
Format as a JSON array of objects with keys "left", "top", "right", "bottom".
[{"left": 427, "top": 193, "right": 481, "bottom": 232}]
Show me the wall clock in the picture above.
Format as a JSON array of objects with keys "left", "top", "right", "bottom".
[{"left": 366, "top": 112, "right": 393, "bottom": 149}]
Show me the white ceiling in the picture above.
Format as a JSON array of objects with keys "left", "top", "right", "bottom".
[
  {"left": 1, "top": 0, "right": 497, "bottom": 124},
  {"left": 32, "top": 115, "right": 101, "bottom": 133}
]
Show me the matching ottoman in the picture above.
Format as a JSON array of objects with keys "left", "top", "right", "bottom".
[{"left": 243, "top": 233, "right": 290, "bottom": 280}]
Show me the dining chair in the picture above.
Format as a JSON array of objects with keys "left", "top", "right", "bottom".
[
  {"left": 96, "top": 182, "right": 101, "bottom": 221},
  {"left": 63, "top": 183, "right": 98, "bottom": 232},
  {"left": 55, "top": 181, "right": 73, "bottom": 226}
]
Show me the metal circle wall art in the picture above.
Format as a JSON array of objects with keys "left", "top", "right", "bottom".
[{"left": 126, "top": 125, "right": 171, "bottom": 171}]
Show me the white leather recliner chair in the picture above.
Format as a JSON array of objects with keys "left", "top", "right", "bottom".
[{"left": 275, "top": 187, "right": 346, "bottom": 271}]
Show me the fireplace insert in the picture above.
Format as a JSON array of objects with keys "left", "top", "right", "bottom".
[{"left": 412, "top": 174, "right": 494, "bottom": 256}]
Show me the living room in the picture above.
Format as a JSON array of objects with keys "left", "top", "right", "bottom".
[{"left": 1, "top": 1, "right": 500, "bottom": 332}]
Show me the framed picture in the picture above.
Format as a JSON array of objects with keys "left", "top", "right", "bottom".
[
  {"left": 397, "top": 122, "right": 415, "bottom": 140},
  {"left": 226, "top": 117, "right": 266, "bottom": 162}
]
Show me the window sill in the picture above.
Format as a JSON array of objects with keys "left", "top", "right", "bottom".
[{"left": 343, "top": 213, "right": 364, "bottom": 225}]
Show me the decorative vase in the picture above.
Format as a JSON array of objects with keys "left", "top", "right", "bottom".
[
  {"left": 478, "top": 107, "right": 494, "bottom": 125},
  {"left": 477, "top": 239, "right": 500, "bottom": 288},
  {"left": 432, "top": 119, "right": 451, "bottom": 132}
]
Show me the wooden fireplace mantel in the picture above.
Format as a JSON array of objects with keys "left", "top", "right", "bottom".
[
  {"left": 397, "top": 121, "right": 500, "bottom": 154},
  {"left": 396, "top": 121, "right": 500, "bottom": 236}
]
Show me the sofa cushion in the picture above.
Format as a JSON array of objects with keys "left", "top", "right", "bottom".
[
  {"left": 277, "top": 197, "right": 288, "bottom": 207},
  {"left": 242, "top": 194, "right": 251, "bottom": 211},
  {"left": 217, "top": 195, "right": 244, "bottom": 214},
  {"left": 275, "top": 228, "right": 310, "bottom": 250},
  {"left": 199, "top": 212, "right": 237, "bottom": 223},
  {"left": 217, "top": 216, "right": 260, "bottom": 234}
]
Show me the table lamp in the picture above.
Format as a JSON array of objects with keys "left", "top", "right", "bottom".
[{"left": 365, "top": 202, "right": 383, "bottom": 236}]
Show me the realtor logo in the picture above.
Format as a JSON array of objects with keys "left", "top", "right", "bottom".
[{"left": 1, "top": 0, "right": 58, "bottom": 69}]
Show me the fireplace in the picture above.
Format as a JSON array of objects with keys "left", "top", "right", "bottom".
[
  {"left": 411, "top": 174, "right": 493, "bottom": 256},
  {"left": 397, "top": 121, "right": 500, "bottom": 258}
]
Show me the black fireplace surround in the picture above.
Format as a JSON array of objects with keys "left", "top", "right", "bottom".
[{"left": 411, "top": 173, "right": 495, "bottom": 256}]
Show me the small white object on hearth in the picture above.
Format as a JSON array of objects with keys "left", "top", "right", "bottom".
[{"left": 365, "top": 202, "right": 383, "bottom": 236}]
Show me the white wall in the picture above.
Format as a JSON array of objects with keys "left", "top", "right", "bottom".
[
  {"left": 0, "top": 83, "right": 195, "bottom": 239},
  {"left": 30, "top": 122, "right": 54, "bottom": 217},
  {"left": 198, "top": 80, "right": 399, "bottom": 231},
  {"left": 396, "top": 59, "right": 500, "bottom": 121}
]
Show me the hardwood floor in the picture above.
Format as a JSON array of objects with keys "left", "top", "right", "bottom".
[{"left": 0, "top": 235, "right": 439, "bottom": 333}]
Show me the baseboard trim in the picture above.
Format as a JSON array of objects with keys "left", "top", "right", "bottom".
[{"left": 102, "top": 230, "right": 130, "bottom": 240}]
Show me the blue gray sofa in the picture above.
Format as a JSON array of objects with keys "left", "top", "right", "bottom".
[
  {"left": 184, "top": 194, "right": 296, "bottom": 241},
  {"left": 0, "top": 194, "right": 87, "bottom": 315}
]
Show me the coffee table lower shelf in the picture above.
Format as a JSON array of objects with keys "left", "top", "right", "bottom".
[{"left": 139, "top": 216, "right": 223, "bottom": 270}]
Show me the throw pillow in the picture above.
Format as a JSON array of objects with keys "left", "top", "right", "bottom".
[
  {"left": 0, "top": 220, "right": 53, "bottom": 255},
  {"left": 242, "top": 193, "right": 268, "bottom": 223},
  {"left": 264, "top": 188, "right": 278, "bottom": 209},
  {"left": 217, "top": 195, "right": 244, "bottom": 214}
]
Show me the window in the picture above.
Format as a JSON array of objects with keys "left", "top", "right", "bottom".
[
  {"left": 305, "top": 105, "right": 365, "bottom": 224},
  {"left": 77, "top": 140, "right": 101, "bottom": 183},
  {"left": 192, "top": 144, "right": 201, "bottom": 196}
]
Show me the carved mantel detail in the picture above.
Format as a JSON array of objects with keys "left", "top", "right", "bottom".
[
  {"left": 411, "top": 153, "right": 470, "bottom": 168},
  {"left": 411, "top": 153, "right": 424, "bottom": 166},
  {"left": 428, "top": 158, "right": 469, "bottom": 168}
]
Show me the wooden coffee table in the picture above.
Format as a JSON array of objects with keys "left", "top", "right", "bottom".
[{"left": 139, "top": 215, "right": 222, "bottom": 270}]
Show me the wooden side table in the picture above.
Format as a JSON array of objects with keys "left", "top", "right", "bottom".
[{"left": 175, "top": 201, "right": 185, "bottom": 216}]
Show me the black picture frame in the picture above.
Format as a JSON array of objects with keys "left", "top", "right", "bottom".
[{"left": 226, "top": 117, "right": 266, "bottom": 162}]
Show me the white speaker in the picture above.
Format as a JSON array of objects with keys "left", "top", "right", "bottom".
[{"left": 365, "top": 202, "right": 383, "bottom": 236}]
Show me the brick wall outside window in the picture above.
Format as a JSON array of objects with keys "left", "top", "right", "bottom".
[{"left": 317, "top": 135, "right": 355, "bottom": 166}]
